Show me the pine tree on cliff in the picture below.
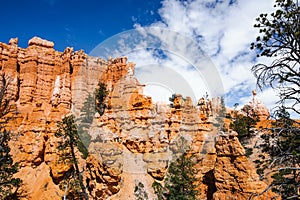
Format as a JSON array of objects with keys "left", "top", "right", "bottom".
[
  {"left": 153, "top": 136, "right": 199, "bottom": 200},
  {"left": 76, "top": 94, "right": 94, "bottom": 155},
  {"left": 0, "top": 73, "right": 21, "bottom": 199},
  {"left": 0, "top": 130, "right": 22, "bottom": 199},
  {"left": 79, "top": 94, "right": 95, "bottom": 125},
  {"left": 229, "top": 105, "right": 259, "bottom": 157},
  {"left": 134, "top": 182, "right": 148, "bottom": 200},
  {"left": 230, "top": 105, "right": 259, "bottom": 141},
  {"left": 250, "top": 0, "right": 300, "bottom": 198},
  {"left": 55, "top": 115, "right": 88, "bottom": 200},
  {"left": 165, "top": 152, "right": 198, "bottom": 200},
  {"left": 76, "top": 82, "right": 108, "bottom": 156},
  {"left": 94, "top": 82, "right": 108, "bottom": 116}
]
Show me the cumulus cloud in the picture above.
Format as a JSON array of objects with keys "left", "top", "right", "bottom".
[
  {"left": 90, "top": 0, "right": 280, "bottom": 111},
  {"left": 143, "top": 0, "right": 277, "bottom": 108},
  {"left": 90, "top": 27, "right": 223, "bottom": 103}
]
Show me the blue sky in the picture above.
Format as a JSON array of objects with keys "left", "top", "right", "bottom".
[
  {"left": 0, "top": 0, "right": 161, "bottom": 52},
  {"left": 1, "top": 0, "right": 283, "bottom": 112}
]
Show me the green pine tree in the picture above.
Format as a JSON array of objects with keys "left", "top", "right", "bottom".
[
  {"left": 0, "top": 73, "right": 21, "bottom": 199},
  {"left": 94, "top": 82, "right": 108, "bottom": 116},
  {"left": 152, "top": 181, "right": 167, "bottom": 200},
  {"left": 250, "top": 1, "right": 300, "bottom": 196},
  {"left": 134, "top": 182, "right": 148, "bottom": 200},
  {"left": 79, "top": 94, "right": 95, "bottom": 125},
  {"left": 165, "top": 154, "right": 198, "bottom": 200},
  {"left": 55, "top": 115, "right": 88, "bottom": 200},
  {"left": 76, "top": 94, "right": 94, "bottom": 155},
  {"left": 153, "top": 137, "right": 199, "bottom": 200},
  {"left": 0, "top": 130, "right": 21, "bottom": 199},
  {"left": 230, "top": 105, "right": 259, "bottom": 141}
]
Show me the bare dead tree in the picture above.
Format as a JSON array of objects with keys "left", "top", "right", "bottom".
[
  {"left": 250, "top": 0, "right": 300, "bottom": 198},
  {"left": 251, "top": 0, "right": 300, "bottom": 115}
]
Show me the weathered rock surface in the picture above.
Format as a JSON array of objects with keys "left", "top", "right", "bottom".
[
  {"left": 213, "top": 131, "right": 275, "bottom": 200},
  {"left": 243, "top": 90, "right": 270, "bottom": 120},
  {"left": 0, "top": 37, "right": 276, "bottom": 199},
  {"left": 0, "top": 37, "right": 116, "bottom": 199}
]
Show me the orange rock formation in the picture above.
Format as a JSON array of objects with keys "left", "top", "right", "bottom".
[
  {"left": 0, "top": 37, "right": 276, "bottom": 199},
  {"left": 243, "top": 90, "right": 270, "bottom": 120}
]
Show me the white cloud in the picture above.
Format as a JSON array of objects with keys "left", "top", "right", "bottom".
[
  {"left": 140, "top": 0, "right": 278, "bottom": 110},
  {"left": 90, "top": 27, "right": 222, "bottom": 104},
  {"left": 90, "top": 0, "right": 282, "bottom": 113}
]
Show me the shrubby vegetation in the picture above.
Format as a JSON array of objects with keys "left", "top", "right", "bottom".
[
  {"left": 253, "top": 108, "right": 300, "bottom": 199},
  {"left": 226, "top": 105, "right": 259, "bottom": 157},
  {"left": 169, "top": 94, "right": 186, "bottom": 108}
]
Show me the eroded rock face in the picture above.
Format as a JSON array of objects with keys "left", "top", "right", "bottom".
[
  {"left": 213, "top": 131, "right": 275, "bottom": 200},
  {"left": 88, "top": 70, "right": 218, "bottom": 197},
  {"left": 84, "top": 155, "right": 122, "bottom": 199},
  {"left": 243, "top": 90, "right": 270, "bottom": 120},
  {"left": 0, "top": 37, "right": 116, "bottom": 199},
  {"left": 0, "top": 37, "right": 276, "bottom": 199}
]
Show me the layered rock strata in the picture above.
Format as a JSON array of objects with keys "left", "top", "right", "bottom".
[{"left": 0, "top": 37, "right": 276, "bottom": 199}]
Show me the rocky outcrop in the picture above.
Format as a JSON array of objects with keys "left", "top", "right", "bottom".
[
  {"left": 0, "top": 37, "right": 276, "bottom": 199},
  {"left": 84, "top": 154, "right": 122, "bottom": 199},
  {"left": 243, "top": 90, "right": 270, "bottom": 120},
  {"left": 0, "top": 37, "right": 116, "bottom": 199},
  {"left": 213, "top": 131, "right": 275, "bottom": 200}
]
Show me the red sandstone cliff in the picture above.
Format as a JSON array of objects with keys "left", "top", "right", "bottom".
[{"left": 0, "top": 37, "right": 276, "bottom": 199}]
